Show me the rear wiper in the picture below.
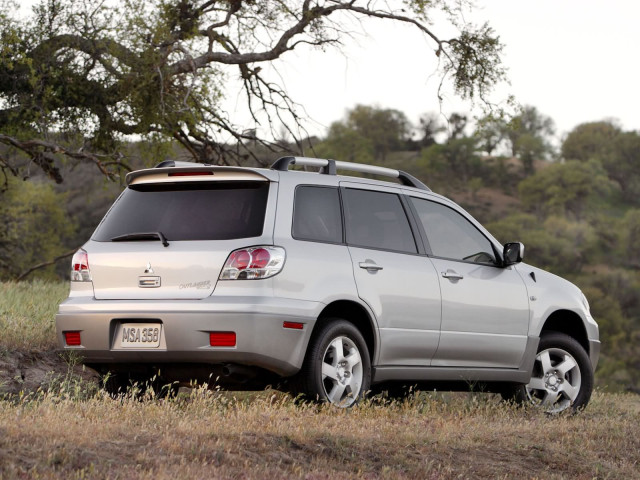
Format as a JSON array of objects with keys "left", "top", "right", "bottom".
[{"left": 110, "top": 231, "right": 170, "bottom": 247}]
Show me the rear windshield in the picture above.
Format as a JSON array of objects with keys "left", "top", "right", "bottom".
[{"left": 93, "top": 181, "right": 269, "bottom": 241}]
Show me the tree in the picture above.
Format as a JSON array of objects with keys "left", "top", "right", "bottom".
[
  {"left": 518, "top": 160, "right": 609, "bottom": 219},
  {"left": 474, "top": 114, "right": 505, "bottom": 155},
  {"left": 0, "top": 0, "right": 506, "bottom": 184},
  {"left": 620, "top": 209, "right": 640, "bottom": 268},
  {"left": 561, "top": 120, "right": 621, "bottom": 162},
  {"left": 344, "top": 105, "right": 411, "bottom": 161},
  {"left": 446, "top": 112, "right": 468, "bottom": 141},
  {"left": 601, "top": 131, "right": 640, "bottom": 203},
  {"left": 314, "top": 120, "right": 374, "bottom": 164},
  {"left": 485, "top": 213, "right": 597, "bottom": 274},
  {"left": 419, "top": 135, "right": 482, "bottom": 185},
  {"left": 0, "top": 176, "right": 75, "bottom": 280},
  {"left": 562, "top": 122, "right": 640, "bottom": 202},
  {"left": 503, "top": 106, "right": 555, "bottom": 174},
  {"left": 316, "top": 105, "right": 412, "bottom": 163},
  {"left": 414, "top": 112, "right": 445, "bottom": 149}
]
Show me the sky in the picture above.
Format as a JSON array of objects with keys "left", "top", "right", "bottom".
[{"left": 245, "top": 0, "right": 640, "bottom": 142}]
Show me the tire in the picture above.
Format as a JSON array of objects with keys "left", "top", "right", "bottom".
[
  {"left": 504, "top": 332, "right": 594, "bottom": 413},
  {"left": 298, "top": 319, "right": 371, "bottom": 407}
]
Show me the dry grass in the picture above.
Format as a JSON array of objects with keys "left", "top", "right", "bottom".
[
  {"left": 0, "top": 387, "right": 638, "bottom": 479},
  {"left": 1, "top": 281, "right": 639, "bottom": 479},
  {"left": 0, "top": 281, "right": 68, "bottom": 351}
]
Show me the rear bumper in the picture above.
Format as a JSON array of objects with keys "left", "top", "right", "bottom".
[{"left": 55, "top": 295, "right": 321, "bottom": 377}]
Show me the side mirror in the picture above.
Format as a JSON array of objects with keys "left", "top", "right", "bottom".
[{"left": 503, "top": 242, "right": 524, "bottom": 266}]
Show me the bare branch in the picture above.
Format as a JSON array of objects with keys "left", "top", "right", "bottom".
[
  {"left": 16, "top": 249, "right": 77, "bottom": 281},
  {"left": 0, "top": 134, "right": 129, "bottom": 181}
]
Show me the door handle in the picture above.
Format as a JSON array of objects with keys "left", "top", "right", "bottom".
[
  {"left": 441, "top": 270, "right": 464, "bottom": 280},
  {"left": 359, "top": 261, "right": 383, "bottom": 272}
]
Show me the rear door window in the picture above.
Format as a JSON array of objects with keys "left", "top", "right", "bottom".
[
  {"left": 292, "top": 186, "right": 343, "bottom": 243},
  {"left": 93, "top": 181, "right": 269, "bottom": 241},
  {"left": 343, "top": 188, "right": 417, "bottom": 254}
]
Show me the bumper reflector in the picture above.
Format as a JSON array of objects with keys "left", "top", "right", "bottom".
[
  {"left": 283, "top": 321, "right": 304, "bottom": 330},
  {"left": 64, "top": 331, "right": 82, "bottom": 346},
  {"left": 209, "top": 332, "right": 236, "bottom": 347}
]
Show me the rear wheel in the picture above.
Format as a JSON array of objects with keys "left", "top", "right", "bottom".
[
  {"left": 299, "top": 319, "right": 371, "bottom": 407},
  {"left": 504, "top": 332, "right": 593, "bottom": 413}
]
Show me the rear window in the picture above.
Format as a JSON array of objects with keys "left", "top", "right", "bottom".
[{"left": 93, "top": 181, "right": 269, "bottom": 241}]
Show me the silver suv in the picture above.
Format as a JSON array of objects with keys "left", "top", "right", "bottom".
[{"left": 56, "top": 157, "right": 600, "bottom": 411}]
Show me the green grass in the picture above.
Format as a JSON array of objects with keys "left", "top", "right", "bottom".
[{"left": 0, "top": 280, "right": 68, "bottom": 351}]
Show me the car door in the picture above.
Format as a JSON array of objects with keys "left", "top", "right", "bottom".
[
  {"left": 409, "top": 196, "right": 530, "bottom": 369},
  {"left": 341, "top": 183, "right": 442, "bottom": 366}
]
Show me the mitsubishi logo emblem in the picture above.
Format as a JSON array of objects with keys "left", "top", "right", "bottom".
[{"left": 144, "top": 262, "right": 154, "bottom": 274}]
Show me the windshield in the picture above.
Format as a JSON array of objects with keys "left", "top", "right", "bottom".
[{"left": 93, "top": 181, "right": 269, "bottom": 241}]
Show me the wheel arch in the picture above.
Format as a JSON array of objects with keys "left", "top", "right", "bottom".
[
  {"left": 314, "top": 300, "right": 377, "bottom": 364},
  {"left": 540, "top": 309, "right": 590, "bottom": 355}
]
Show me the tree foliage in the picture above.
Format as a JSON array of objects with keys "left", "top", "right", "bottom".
[
  {"left": 473, "top": 114, "right": 503, "bottom": 155},
  {"left": 561, "top": 121, "right": 621, "bottom": 162},
  {"left": 0, "top": 176, "right": 74, "bottom": 280},
  {"left": 319, "top": 105, "right": 411, "bottom": 163},
  {"left": 420, "top": 136, "right": 482, "bottom": 185},
  {"left": 601, "top": 131, "right": 640, "bottom": 203},
  {"left": 503, "top": 106, "right": 555, "bottom": 174},
  {"left": 620, "top": 209, "right": 640, "bottom": 269},
  {"left": 315, "top": 119, "right": 374, "bottom": 164},
  {"left": 486, "top": 213, "right": 597, "bottom": 274},
  {"left": 414, "top": 112, "right": 445, "bottom": 149},
  {"left": 0, "top": 0, "right": 506, "bottom": 184},
  {"left": 518, "top": 160, "right": 610, "bottom": 218},
  {"left": 562, "top": 122, "right": 640, "bottom": 202}
]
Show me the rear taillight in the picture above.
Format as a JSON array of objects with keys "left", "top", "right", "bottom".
[
  {"left": 64, "top": 331, "right": 82, "bottom": 346},
  {"left": 283, "top": 321, "right": 304, "bottom": 330},
  {"left": 70, "top": 249, "right": 91, "bottom": 282},
  {"left": 219, "top": 246, "right": 285, "bottom": 280},
  {"left": 168, "top": 171, "right": 214, "bottom": 177},
  {"left": 209, "top": 332, "right": 236, "bottom": 347}
]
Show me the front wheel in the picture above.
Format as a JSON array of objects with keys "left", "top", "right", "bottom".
[
  {"left": 506, "top": 332, "right": 594, "bottom": 413},
  {"left": 299, "top": 319, "right": 371, "bottom": 407}
]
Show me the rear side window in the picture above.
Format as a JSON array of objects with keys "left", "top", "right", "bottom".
[
  {"left": 292, "top": 186, "right": 343, "bottom": 243},
  {"left": 93, "top": 181, "right": 269, "bottom": 241},
  {"left": 343, "top": 188, "right": 417, "bottom": 254}
]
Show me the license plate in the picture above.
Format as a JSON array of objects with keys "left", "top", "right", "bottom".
[{"left": 118, "top": 323, "right": 162, "bottom": 348}]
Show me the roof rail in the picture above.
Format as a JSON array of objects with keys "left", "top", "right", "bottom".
[{"left": 271, "top": 156, "right": 430, "bottom": 191}]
